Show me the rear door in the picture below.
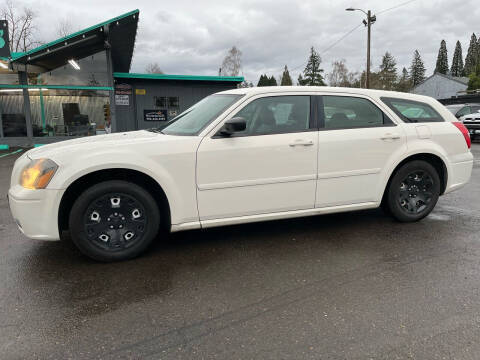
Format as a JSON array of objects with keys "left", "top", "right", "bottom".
[{"left": 315, "top": 94, "right": 407, "bottom": 207}]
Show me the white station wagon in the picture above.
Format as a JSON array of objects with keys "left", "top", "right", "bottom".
[{"left": 8, "top": 87, "right": 474, "bottom": 261}]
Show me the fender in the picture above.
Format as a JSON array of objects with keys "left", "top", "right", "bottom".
[
  {"left": 377, "top": 142, "right": 451, "bottom": 202},
  {"left": 47, "top": 144, "right": 200, "bottom": 226}
]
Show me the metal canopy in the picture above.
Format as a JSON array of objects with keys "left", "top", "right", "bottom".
[{"left": 11, "top": 9, "right": 139, "bottom": 73}]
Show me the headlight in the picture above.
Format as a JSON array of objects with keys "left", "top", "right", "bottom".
[{"left": 20, "top": 158, "right": 58, "bottom": 189}]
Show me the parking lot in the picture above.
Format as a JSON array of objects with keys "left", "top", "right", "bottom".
[{"left": 0, "top": 145, "right": 479, "bottom": 359}]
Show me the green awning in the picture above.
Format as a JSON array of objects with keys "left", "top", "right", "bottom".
[{"left": 11, "top": 10, "right": 139, "bottom": 73}]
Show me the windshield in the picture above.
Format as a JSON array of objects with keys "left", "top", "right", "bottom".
[
  {"left": 446, "top": 105, "right": 463, "bottom": 114},
  {"left": 161, "top": 94, "right": 243, "bottom": 136}
]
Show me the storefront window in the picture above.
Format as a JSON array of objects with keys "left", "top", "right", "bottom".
[
  {"left": 33, "top": 51, "right": 109, "bottom": 87},
  {"left": 28, "top": 89, "right": 110, "bottom": 137},
  {"left": 0, "top": 88, "right": 27, "bottom": 137}
]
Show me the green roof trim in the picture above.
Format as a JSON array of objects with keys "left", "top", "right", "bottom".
[
  {"left": 0, "top": 84, "right": 113, "bottom": 91},
  {"left": 11, "top": 9, "right": 139, "bottom": 62},
  {"left": 114, "top": 72, "right": 244, "bottom": 82},
  {"left": 0, "top": 52, "right": 25, "bottom": 61}
]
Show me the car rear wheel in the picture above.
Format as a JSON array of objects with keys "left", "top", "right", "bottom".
[
  {"left": 385, "top": 160, "right": 440, "bottom": 222},
  {"left": 69, "top": 180, "right": 160, "bottom": 262}
]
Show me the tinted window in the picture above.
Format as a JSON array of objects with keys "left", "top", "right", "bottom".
[
  {"left": 323, "top": 96, "right": 385, "bottom": 129},
  {"left": 381, "top": 97, "right": 444, "bottom": 123},
  {"left": 231, "top": 96, "right": 310, "bottom": 136}
]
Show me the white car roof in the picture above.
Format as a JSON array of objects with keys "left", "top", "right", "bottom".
[{"left": 218, "top": 86, "right": 436, "bottom": 103}]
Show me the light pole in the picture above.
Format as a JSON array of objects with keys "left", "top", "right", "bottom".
[{"left": 346, "top": 8, "right": 376, "bottom": 89}]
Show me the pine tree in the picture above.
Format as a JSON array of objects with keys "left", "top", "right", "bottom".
[
  {"left": 378, "top": 52, "right": 398, "bottom": 90},
  {"left": 257, "top": 74, "right": 269, "bottom": 87},
  {"left": 434, "top": 40, "right": 449, "bottom": 74},
  {"left": 464, "top": 33, "right": 478, "bottom": 76},
  {"left": 409, "top": 50, "right": 426, "bottom": 87},
  {"left": 268, "top": 76, "right": 277, "bottom": 86},
  {"left": 299, "top": 47, "right": 325, "bottom": 86},
  {"left": 280, "top": 65, "right": 293, "bottom": 86},
  {"left": 450, "top": 40, "right": 465, "bottom": 77},
  {"left": 395, "top": 67, "right": 412, "bottom": 92}
]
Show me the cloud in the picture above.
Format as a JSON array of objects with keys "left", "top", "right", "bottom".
[{"left": 20, "top": 0, "right": 480, "bottom": 84}]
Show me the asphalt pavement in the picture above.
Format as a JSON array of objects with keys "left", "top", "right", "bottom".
[{"left": 1, "top": 145, "right": 480, "bottom": 359}]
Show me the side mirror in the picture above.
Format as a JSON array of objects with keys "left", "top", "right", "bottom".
[{"left": 219, "top": 117, "right": 246, "bottom": 136}]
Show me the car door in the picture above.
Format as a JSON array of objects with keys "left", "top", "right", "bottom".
[
  {"left": 196, "top": 94, "right": 318, "bottom": 221},
  {"left": 315, "top": 94, "right": 407, "bottom": 208}
]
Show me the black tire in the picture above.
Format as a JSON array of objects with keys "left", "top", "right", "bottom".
[
  {"left": 385, "top": 160, "right": 440, "bottom": 222},
  {"left": 69, "top": 180, "right": 160, "bottom": 262}
]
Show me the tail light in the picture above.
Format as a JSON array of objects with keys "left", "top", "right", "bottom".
[{"left": 452, "top": 121, "right": 471, "bottom": 149}]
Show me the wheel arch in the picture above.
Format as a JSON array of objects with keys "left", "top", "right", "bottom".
[
  {"left": 382, "top": 152, "right": 448, "bottom": 203},
  {"left": 58, "top": 168, "right": 171, "bottom": 236}
]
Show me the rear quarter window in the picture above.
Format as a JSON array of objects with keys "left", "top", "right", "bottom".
[{"left": 381, "top": 97, "right": 445, "bottom": 123}]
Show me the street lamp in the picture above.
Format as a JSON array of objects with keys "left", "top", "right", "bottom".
[{"left": 346, "top": 7, "right": 376, "bottom": 89}]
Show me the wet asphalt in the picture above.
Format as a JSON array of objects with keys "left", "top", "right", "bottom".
[{"left": 1, "top": 145, "right": 480, "bottom": 360}]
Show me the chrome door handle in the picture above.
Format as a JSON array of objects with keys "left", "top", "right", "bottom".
[
  {"left": 289, "top": 140, "right": 314, "bottom": 147},
  {"left": 380, "top": 133, "right": 400, "bottom": 140}
]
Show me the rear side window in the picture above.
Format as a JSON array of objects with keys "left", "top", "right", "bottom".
[
  {"left": 322, "top": 96, "right": 390, "bottom": 129},
  {"left": 381, "top": 97, "right": 444, "bottom": 123}
]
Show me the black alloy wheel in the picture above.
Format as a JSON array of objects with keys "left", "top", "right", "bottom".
[
  {"left": 397, "top": 171, "right": 434, "bottom": 214},
  {"left": 385, "top": 160, "right": 441, "bottom": 222},
  {"left": 69, "top": 180, "right": 160, "bottom": 262},
  {"left": 83, "top": 193, "right": 147, "bottom": 252}
]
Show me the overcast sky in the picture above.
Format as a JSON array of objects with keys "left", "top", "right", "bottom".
[{"left": 18, "top": 0, "right": 480, "bottom": 84}]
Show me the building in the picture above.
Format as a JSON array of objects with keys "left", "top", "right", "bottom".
[
  {"left": 411, "top": 73, "right": 469, "bottom": 100},
  {"left": 0, "top": 10, "right": 243, "bottom": 147}
]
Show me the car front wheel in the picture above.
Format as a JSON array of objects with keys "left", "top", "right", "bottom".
[
  {"left": 69, "top": 180, "right": 160, "bottom": 262},
  {"left": 385, "top": 160, "right": 441, "bottom": 222}
]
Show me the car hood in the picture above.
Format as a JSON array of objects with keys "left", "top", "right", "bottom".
[
  {"left": 27, "top": 130, "right": 170, "bottom": 162},
  {"left": 461, "top": 113, "right": 480, "bottom": 120}
]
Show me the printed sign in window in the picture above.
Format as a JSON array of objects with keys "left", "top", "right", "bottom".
[{"left": 144, "top": 109, "right": 168, "bottom": 122}]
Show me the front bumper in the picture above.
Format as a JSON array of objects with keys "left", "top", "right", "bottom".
[
  {"left": 8, "top": 185, "right": 64, "bottom": 241},
  {"left": 463, "top": 122, "right": 480, "bottom": 135}
]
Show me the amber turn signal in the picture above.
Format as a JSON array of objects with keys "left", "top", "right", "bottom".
[{"left": 20, "top": 159, "right": 58, "bottom": 189}]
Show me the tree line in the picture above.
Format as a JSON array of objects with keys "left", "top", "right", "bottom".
[
  {"left": 253, "top": 46, "right": 428, "bottom": 92},
  {"left": 223, "top": 32, "right": 480, "bottom": 92}
]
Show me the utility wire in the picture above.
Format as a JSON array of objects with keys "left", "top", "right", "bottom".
[
  {"left": 257, "top": 0, "right": 416, "bottom": 81},
  {"left": 377, "top": 0, "right": 417, "bottom": 15},
  {"left": 287, "top": 23, "right": 365, "bottom": 73}
]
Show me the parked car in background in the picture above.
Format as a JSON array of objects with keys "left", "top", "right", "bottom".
[
  {"left": 460, "top": 109, "right": 480, "bottom": 140},
  {"left": 8, "top": 87, "right": 474, "bottom": 262},
  {"left": 446, "top": 103, "right": 480, "bottom": 139},
  {"left": 446, "top": 103, "right": 480, "bottom": 118}
]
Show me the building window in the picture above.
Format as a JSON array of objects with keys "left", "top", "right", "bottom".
[
  {"left": 168, "top": 96, "right": 179, "bottom": 108},
  {"left": 155, "top": 96, "right": 166, "bottom": 108},
  {"left": 28, "top": 89, "right": 110, "bottom": 137},
  {"left": 0, "top": 89, "right": 27, "bottom": 137}
]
